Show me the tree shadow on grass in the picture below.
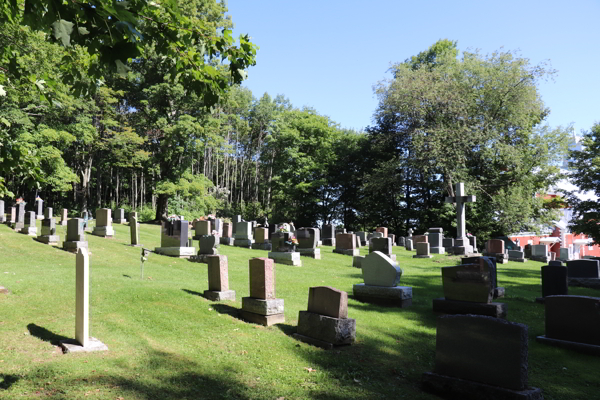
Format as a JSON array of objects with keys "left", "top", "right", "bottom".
[
  {"left": 273, "top": 322, "right": 297, "bottom": 336},
  {"left": 0, "top": 374, "right": 19, "bottom": 390},
  {"left": 27, "top": 323, "right": 69, "bottom": 346}
]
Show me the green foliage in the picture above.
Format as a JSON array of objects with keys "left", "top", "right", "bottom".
[{"left": 156, "top": 172, "right": 220, "bottom": 220}]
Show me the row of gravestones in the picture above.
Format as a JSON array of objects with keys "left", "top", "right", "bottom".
[{"left": 483, "top": 238, "right": 577, "bottom": 264}]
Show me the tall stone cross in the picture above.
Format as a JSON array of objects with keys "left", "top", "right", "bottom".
[{"left": 444, "top": 182, "right": 476, "bottom": 240}]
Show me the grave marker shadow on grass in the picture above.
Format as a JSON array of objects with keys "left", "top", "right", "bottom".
[{"left": 27, "top": 323, "right": 69, "bottom": 345}]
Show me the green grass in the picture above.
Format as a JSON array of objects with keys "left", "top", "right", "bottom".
[{"left": 1, "top": 221, "right": 599, "bottom": 399}]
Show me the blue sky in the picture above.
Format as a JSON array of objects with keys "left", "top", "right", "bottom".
[{"left": 226, "top": 0, "right": 599, "bottom": 135}]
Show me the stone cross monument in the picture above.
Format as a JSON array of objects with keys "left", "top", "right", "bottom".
[{"left": 444, "top": 182, "right": 476, "bottom": 255}]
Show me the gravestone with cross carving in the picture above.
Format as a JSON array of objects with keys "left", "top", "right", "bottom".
[{"left": 445, "top": 182, "right": 476, "bottom": 255}]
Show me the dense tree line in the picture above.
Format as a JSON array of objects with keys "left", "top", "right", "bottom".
[{"left": 0, "top": 1, "right": 572, "bottom": 244}]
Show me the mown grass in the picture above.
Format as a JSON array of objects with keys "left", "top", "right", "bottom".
[{"left": 1, "top": 221, "right": 599, "bottom": 399}]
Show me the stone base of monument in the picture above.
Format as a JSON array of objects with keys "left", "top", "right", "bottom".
[
  {"left": 130, "top": 243, "right": 143, "bottom": 247},
  {"left": 34, "top": 235, "right": 60, "bottom": 245},
  {"left": 204, "top": 289, "right": 236, "bottom": 302},
  {"left": 20, "top": 227, "right": 37, "bottom": 236},
  {"left": 422, "top": 372, "right": 543, "bottom": 400},
  {"left": 154, "top": 246, "right": 195, "bottom": 258},
  {"left": 268, "top": 251, "right": 302, "bottom": 266},
  {"left": 293, "top": 311, "right": 356, "bottom": 350},
  {"left": 413, "top": 254, "right": 433, "bottom": 259},
  {"left": 530, "top": 255, "right": 550, "bottom": 263},
  {"left": 494, "top": 287, "right": 505, "bottom": 299},
  {"left": 536, "top": 335, "right": 600, "bottom": 356},
  {"left": 251, "top": 242, "right": 273, "bottom": 251},
  {"left": 220, "top": 237, "right": 235, "bottom": 246},
  {"left": 234, "top": 238, "right": 254, "bottom": 248},
  {"left": 114, "top": 219, "right": 127, "bottom": 224},
  {"left": 91, "top": 226, "right": 115, "bottom": 238},
  {"left": 241, "top": 297, "right": 285, "bottom": 326},
  {"left": 297, "top": 248, "right": 321, "bottom": 259},
  {"left": 59, "top": 220, "right": 67, "bottom": 226},
  {"left": 36, "top": 215, "right": 44, "bottom": 220},
  {"left": 568, "top": 277, "right": 600, "bottom": 289},
  {"left": 352, "top": 255, "right": 365, "bottom": 268},
  {"left": 333, "top": 249, "right": 359, "bottom": 256},
  {"left": 432, "top": 298, "right": 507, "bottom": 319},
  {"left": 353, "top": 284, "right": 412, "bottom": 307},
  {"left": 192, "top": 253, "right": 218, "bottom": 263},
  {"left": 535, "top": 297, "right": 546, "bottom": 304},
  {"left": 63, "top": 241, "right": 88, "bottom": 253},
  {"left": 431, "top": 247, "right": 445, "bottom": 254},
  {"left": 509, "top": 257, "right": 527, "bottom": 262},
  {"left": 483, "top": 252, "right": 508, "bottom": 264},
  {"left": 13, "top": 222, "right": 24, "bottom": 231},
  {"left": 322, "top": 238, "right": 336, "bottom": 246},
  {"left": 59, "top": 337, "right": 109, "bottom": 354}
]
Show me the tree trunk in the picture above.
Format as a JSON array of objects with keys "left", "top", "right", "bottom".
[{"left": 155, "top": 193, "right": 169, "bottom": 221}]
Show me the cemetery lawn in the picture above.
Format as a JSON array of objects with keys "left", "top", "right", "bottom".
[{"left": 1, "top": 223, "right": 599, "bottom": 400}]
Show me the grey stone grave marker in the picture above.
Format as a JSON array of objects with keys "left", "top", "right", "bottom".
[
  {"left": 354, "top": 251, "right": 412, "bottom": 307},
  {"left": 155, "top": 219, "right": 195, "bottom": 258},
  {"left": 91, "top": 209, "right": 115, "bottom": 238}
]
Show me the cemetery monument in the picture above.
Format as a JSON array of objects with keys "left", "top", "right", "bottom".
[
  {"left": 240, "top": 257, "right": 285, "bottom": 326},
  {"left": 353, "top": 251, "right": 412, "bottom": 307}
]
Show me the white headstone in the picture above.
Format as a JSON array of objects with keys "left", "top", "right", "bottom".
[{"left": 75, "top": 248, "right": 89, "bottom": 347}]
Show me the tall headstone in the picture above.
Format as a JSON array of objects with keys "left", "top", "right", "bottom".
[
  {"left": 154, "top": 219, "right": 195, "bottom": 258},
  {"left": 294, "top": 286, "right": 356, "bottom": 349},
  {"left": 0, "top": 200, "right": 5, "bottom": 223},
  {"left": 203, "top": 255, "right": 235, "bottom": 301},
  {"left": 369, "top": 237, "right": 396, "bottom": 261},
  {"left": 232, "top": 215, "right": 242, "bottom": 235},
  {"left": 333, "top": 233, "right": 359, "bottom": 256},
  {"left": 252, "top": 227, "right": 272, "bottom": 250},
  {"left": 354, "top": 251, "right": 412, "bottom": 307},
  {"left": 241, "top": 258, "right": 285, "bottom": 326},
  {"left": 444, "top": 182, "right": 476, "bottom": 255},
  {"left": 234, "top": 221, "right": 254, "bottom": 248},
  {"left": 35, "top": 207, "right": 59, "bottom": 245},
  {"left": 423, "top": 315, "right": 542, "bottom": 398},
  {"left": 9, "top": 206, "right": 16, "bottom": 225},
  {"left": 20, "top": 211, "right": 38, "bottom": 236},
  {"left": 60, "top": 208, "right": 68, "bottom": 226},
  {"left": 427, "top": 228, "right": 445, "bottom": 254},
  {"left": 14, "top": 202, "right": 25, "bottom": 231},
  {"left": 405, "top": 238, "right": 414, "bottom": 251},
  {"left": 535, "top": 265, "right": 568, "bottom": 303},
  {"left": 220, "top": 222, "right": 234, "bottom": 245},
  {"left": 58, "top": 248, "right": 108, "bottom": 353},
  {"left": 91, "top": 208, "right": 115, "bottom": 238},
  {"left": 566, "top": 259, "right": 600, "bottom": 289},
  {"left": 375, "top": 227, "right": 388, "bottom": 238},
  {"left": 296, "top": 228, "right": 320, "bottom": 259},
  {"left": 35, "top": 197, "right": 44, "bottom": 220},
  {"left": 322, "top": 224, "right": 336, "bottom": 246},
  {"left": 63, "top": 218, "right": 88, "bottom": 253},
  {"left": 413, "top": 242, "right": 433, "bottom": 259},
  {"left": 129, "top": 215, "right": 141, "bottom": 247},
  {"left": 113, "top": 208, "right": 127, "bottom": 224},
  {"left": 483, "top": 239, "right": 508, "bottom": 264}
]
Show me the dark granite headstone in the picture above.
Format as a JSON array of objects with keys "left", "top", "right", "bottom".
[
  {"left": 297, "top": 228, "right": 317, "bottom": 249},
  {"left": 322, "top": 225, "right": 335, "bottom": 239},
  {"left": 541, "top": 265, "right": 568, "bottom": 298},
  {"left": 433, "top": 314, "right": 529, "bottom": 391},
  {"left": 67, "top": 218, "right": 85, "bottom": 242},
  {"left": 272, "top": 232, "right": 295, "bottom": 252},
  {"left": 545, "top": 295, "right": 600, "bottom": 346},
  {"left": 161, "top": 220, "right": 189, "bottom": 248},
  {"left": 548, "top": 260, "right": 563, "bottom": 267},
  {"left": 442, "top": 261, "right": 493, "bottom": 303},
  {"left": 566, "top": 259, "right": 600, "bottom": 278},
  {"left": 461, "top": 256, "right": 498, "bottom": 292}
]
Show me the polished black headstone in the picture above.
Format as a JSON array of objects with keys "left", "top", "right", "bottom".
[
  {"left": 566, "top": 259, "right": 600, "bottom": 278},
  {"left": 161, "top": 220, "right": 189, "bottom": 248},
  {"left": 545, "top": 295, "right": 600, "bottom": 346},
  {"left": 541, "top": 265, "right": 568, "bottom": 298}
]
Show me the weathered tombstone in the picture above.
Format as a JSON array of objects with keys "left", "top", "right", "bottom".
[
  {"left": 535, "top": 265, "right": 568, "bottom": 303},
  {"left": 251, "top": 227, "right": 272, "bottom": 250},
  {"left": 442, "top": 237, "right": 454, "bottom": 249},
  {"left": 433, "top": 258, "right": 507, "bottom": 318},
  {"left": 20, "top": 211, "right": 38, "bottom": 236},
  {"left": 91, "top": 208, "right": 115, "bottom": 238},
  {"left": 14, "top": 202, "right": 25, "bottom": 231},
  {"left": 354, "top": 251, "right": 412, "bottom": 307},
  {"left": 369, "top": 237, "right": 396, "bottom": 261},
  {"left": 412, "top": 235, "right": 427, "bottom": 244},
  {"left": 241, "top": 258, "right": 285, "bottom": 326},
  {"left": 414, "top": 242, "right": 433, "bottom": 259},
  {"left": 397, "top": 236, "right": 405, "bottom": 247},
  {"left": 461, "top": 256, "right": 504, "bottom": 298},
  {"left": 508, "top": 250, "right": 526, "bottom": 262},
  {"left": 444, "top": 182, "right": 476, "bottom": 255},
  {"left": 154, "top": 219, "right": 195, "bottom": 258},
  {"left": 220, "top": 222, "right": 234, "bottom": 245},
  {"left": 405, "top": 238, "right": 414, "bottom": 251},
  {"left": 35, "top": 197, "right": 44, "bottom": 220},
  {"left": 129, "top": 215, "right": 141, "bottom": 247},
  {"left": 232, "top": 215, "right": 242, "bottom": 235},
  {"left": 530, "top": 244, "right": 550, "bottom": 263},
  {"left": 59, "top": 248, "right": 108, "bottom": 353},
  {"left": 195, "top": 235, "right": 219, "bottom": 263},
  {"left": 483, "top": 239, "right": 508, "bottom": 264},
  {"left": 355, "top": 235, "right": 362, "bottom": 249},
  {"left": 558, "top": 247, "right": 572, "bottom": 261},
  {"left": 537, "top": 295, "right": 600, "bottom": 355},
  {"left": 35, "top": 207, "right": 59, "bottom": 245},
  {"left": 294, "top": 286, "right": 356, "bottom": 349},
  {"left": 356, "top": 232, "right": 367, "bottom": 246},
  {"left": 375, "top": 227, "right": 388, "bottom": 238},
  {"left": 423, "top": 315, "right": 542, "bottom": 399},
  {"left": 203, "top": 255, "right": 235, "bottom": 301},
  {"left": 322, "top": 224, "right": 336, "bottom": 246},
  {"left": 60, "top": 208, "right": 68, "bottom": 226},
  {"left": 268, "top": 231, "right": 302, "bottom": 266},
  {"left": 192, "top": 220, "right": 211, "bottom": 240},
  {"left": 234, "top": 221, "right": 254, "bottom": 248},
  {"left": 0, "top": 200, "right": 5, "bottom": 223},
  {"left": 296, "top": 228, "right": 320, "bottom": 259},
  {"left": 113, "top": 208, "right": 127, "bottom": 224},
  {"left": 9, "top": 206, "right": 16, "bottom": 225},
  {"left": 566, "top": 259, "right": 600, "bottom": 289},
  {"left": 63, "top": 218, "right": 88, "bottom": 253},
  {"left": 388, "top": 234, "right": 396, "bottom": 246},
  {"left": 427, "top": 228, "right": 445, "bottom": 254},
  {"left": 333, "top": 233, "right": 359, "bottom": 256}
]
